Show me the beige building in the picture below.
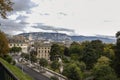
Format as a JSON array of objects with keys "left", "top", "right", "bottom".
[
  {"left": 8, "top": 35, "right": 29, "bottom": 53},
  {"left": 36, "top": 43, "right": 51, "bottom": 60}
]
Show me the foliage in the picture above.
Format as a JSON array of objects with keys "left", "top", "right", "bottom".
[
  {"left": 51, "top": 60, "right": 60, "bottom": 71},
  {"left": 30, "top": 54, "right": 37, "bottom": 63},
  {"left": 114, "top": 31, "right": 120, "bottom": 77},
  {"left": 76, "top": 61, "right": 86, "bottom": 72},
  {"left": 3, "top": 55, "right": 12, "bottom": 63},
  {"left": 50, "top": 44, "right": 64, "bottom": 61},
  {"left": 0, "top": 0, "right": 13, "bottom": 18},
  {"left": 21, "top": 53, "right": 29, "bottom": 60},
  {"left": 0, "top": 58, "right": 33, "bottom": 80},
  {"left": 103, "top": 44, "right": 115, "bottom": 59},
  {"left": 69, "top": 42, "right": 83, "bottom": 59},
  {"left": 95, "top": 56, "right": 111, "bottom": 67},
  {"left": 64, "top": 47, "right": 70, "bottom": 56},
  {"left": 39, "top": 58, "right": 48, "bottom": 67},
  {"left": 9, "top": 47, "right": 22, "bottom": 53},
  {"left": 82, "top": 40, "right": 104, "bottom": 70},
  {"left": 62, "top": 63, "right": 83, "bottom": 80},
  {"left": 93, "top": 65, "right": 117, "bottom": 80},
  {"left": 0, "top": 31, "right": 9, "bottom": 56},
  {"left": 50, "top": 76, "right": 59, "bottom": 80}
]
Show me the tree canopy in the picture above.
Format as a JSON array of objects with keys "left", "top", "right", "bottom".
[
  {"left": 0, "top": 0, "right": 13, "bottom": 19},
  {"left": 0, "top": 31, "right": 9, "bottom": 56}
]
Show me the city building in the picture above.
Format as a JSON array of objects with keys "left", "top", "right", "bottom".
[
  {"left": 35, "top": 42, "right": 52, "bottom": 60},
  {"left": 8, "top": 35, "right": 29, "bottom": 53}
]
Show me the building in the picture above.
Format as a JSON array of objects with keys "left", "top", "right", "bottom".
[
  {"left": 8, "top": 35, "right": 29, "bottom": 53},
  {"left": 35, "top": 42, "right": 51, "bottom": 60}
]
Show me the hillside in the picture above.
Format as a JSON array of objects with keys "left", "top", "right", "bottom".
[{"left": 18, "top": 32, "right": 116, "bottom": 43}]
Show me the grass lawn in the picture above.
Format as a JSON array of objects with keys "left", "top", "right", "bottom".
[{"left": 0, "top": 58, "right": 33, "bottom": 80}]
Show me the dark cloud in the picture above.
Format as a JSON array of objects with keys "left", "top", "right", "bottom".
[
  {"left": 32, "top": 23, "right": 74, "bottom": 33},
  {"left": 0, "top": 18, "right": 25, "bottom": 35},
  {"left": 12, "top": 0, "right": 37, "bottom": 12},
  {"left": 19, "top": 21, "right": 29, "bottom": 25},
  {"left": 16, "top": 15, "right": 28, "bottom": 21}
]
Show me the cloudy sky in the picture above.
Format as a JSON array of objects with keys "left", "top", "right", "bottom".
[{"left": 1, "top": 0, "right": 120, "bottom": 36}]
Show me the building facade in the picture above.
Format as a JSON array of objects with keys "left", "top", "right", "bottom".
[
  {"left": 36, "top": 43, "right": 51, "bottom": 60},
  {"left": 8, "top": 35, "right": 29, "bottom": 53}
]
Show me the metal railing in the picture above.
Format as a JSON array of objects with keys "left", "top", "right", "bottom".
[{"left": 0, "top": 62, "right": 19, "bottom": 80}]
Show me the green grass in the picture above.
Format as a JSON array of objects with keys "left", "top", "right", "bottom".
[{"left": 0, "top": 58, "right": 33, "bottom": 80}]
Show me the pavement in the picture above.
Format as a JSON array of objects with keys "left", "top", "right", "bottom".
[
  {"left": 14, "top": 55, "right": 67, "bottom": 80},
  {"left": 16, "top": 63, "right": 50, "bottom": 80}
]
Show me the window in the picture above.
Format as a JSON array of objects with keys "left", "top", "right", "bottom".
[{"left": 10, "top": 44, "right": 12, "bottom": 46}]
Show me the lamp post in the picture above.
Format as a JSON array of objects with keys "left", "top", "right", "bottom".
[{"left": 21, "top": 58, "right": 24, "bottom": 73}]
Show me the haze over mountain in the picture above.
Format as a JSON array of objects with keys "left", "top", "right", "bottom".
[{"left": 18, "top": 32, "right": 116, "bottom": 43}]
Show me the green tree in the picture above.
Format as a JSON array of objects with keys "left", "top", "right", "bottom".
[
  {"left": 93, "top": 56, "right": 117, "bottom": 80},
  {"left": 39, "top": 58, "right": 48, "bottom": 67},
  {"left": 76, "top": 61, "right": 86, "bottom": 72},
  {"left": 50, "top": 76, "right": 59, "bottom": 80},
  {"left": 69, "top": 42, "right": 83, "bottom": 58},
  {"left": 93, "top": 65, "right": 117, "bottom": 80},
  {"left": 103, "top": 44, "right": 115, "bottom": 60},
  {"left": 95, "top": 56, "right": 111, "bottom": 67},
  {"left": 0, "top": 31, "right": 9, "bottom": 57},
  {"left": 50, "top": 44, "right": 63, "bottom": 61},
  {"left": 114, "top": 31, "right": 120, "bottom": 77},
  {"left": 51, "top": 60, "right": 60, "bottom": 71},
  {"left": 3, "top": 55, "right": 12, "bottom": 63},
  {"left": 62, "top": 63, "right": 83, "bottom": 80},
  {"left": 31, "top": 55, "right": 37, "bottom": 63},
  {"left": 82, "top": 40, "right": 104, "bottom": 70},
  {"left": 0, "top": 0, "right": 13, "bottom": 18},
  {"left": 10, "top": 47, "right": 22, "bottom": 53},
  {"left": 64, "top": 47, "right": 70, "bottom": 56},
  {"left": 21, "top": 53, "right": 29, "bottom": 60}
]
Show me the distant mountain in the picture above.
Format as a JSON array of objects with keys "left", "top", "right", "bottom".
[
  {"left": 18, "top": 32, "right": 116, "bottom": 43},
  {"left": 70, "top": 36, "right": 115, "bottom": 43}
]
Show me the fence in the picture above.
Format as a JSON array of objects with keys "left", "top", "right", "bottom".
[{"left": 0, "top": 62, "right": 19, "bottom": 80}]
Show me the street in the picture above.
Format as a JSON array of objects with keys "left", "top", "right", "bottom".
[{"left": 16, "top": 63, "right": 50, "bottom": 80}]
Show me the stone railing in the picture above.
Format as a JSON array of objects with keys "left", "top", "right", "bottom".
[{"left": 0, "top": 62, "right": 19, "bottom": 80}]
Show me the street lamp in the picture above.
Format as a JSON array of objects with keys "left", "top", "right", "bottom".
[{"left": 21, "top": 58, "right": 24, "bottom": 73}]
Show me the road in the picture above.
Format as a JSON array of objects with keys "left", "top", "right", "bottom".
[{"left": 16, "top": 63, "right": 50, "bottom": 80}]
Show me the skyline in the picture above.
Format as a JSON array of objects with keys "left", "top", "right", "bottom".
[{"left": 0, "top": 0, "right": 120, "bottom": 36}]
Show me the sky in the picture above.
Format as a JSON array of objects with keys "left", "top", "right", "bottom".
[{"left": 1, "top": 0, "right": 120, "bottom": 36}]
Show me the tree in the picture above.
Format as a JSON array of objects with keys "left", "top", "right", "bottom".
[
  {"left": 0, "top": 31, "right": 9, "bottom": 57},
  {"left": 51, "top": 60, "right": 60, "bottom": 71},
  {"left": 64, "top": 47, "right": 70, "bottom": 56},
  {"left": 93, "top": 65, "right": 117, "bottom": 80},
  {"left": 21, "top": 53, "right": 29, "bottom": 60},
  {"left": 76, "top": 61, "right": 86, "bottom": 72},
  {"left": 69, "top": 42, "right": 83, "bottom": 57},
  {"left": 103, "top": 44, "right": 115, "bottom": 60},
  {"left": 50, "top": 44, "right": 63, "bottom": 61},
  {"left": 62, "top": 63, "right": 83, "bottom": 80},
  {"left": 39, "top": 58, "right": 48, "bottom": 67},
  {"left": 114, "top": 31, "right": 120, "bottom": 77},
  {"left": 0, "top": 0, "right": 13, "bottom": 18},
  {"left": 31, "top": 54, "right": 37, "bottom": 63},
  {"left": 10, "top": 47, "right": 22, "bottom": 53},
  {"left": 93, "top": 56, "right": 117, "bottom": 80},
  {"left": 50, "top": 76, "right": 59, "bottom": 80},
  {"left": 95, "top": 56, "right": 111, "bottom": 67},
  {"left": 3, "top": 55, "right": 12, "bottom": 63},
  {"left": 82, "top": 40, "right": 104, "bottom": 70}
]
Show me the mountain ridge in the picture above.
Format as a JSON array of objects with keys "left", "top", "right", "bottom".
[{"left": 17, "top": 32, "right": 116, "bottom": 43}]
